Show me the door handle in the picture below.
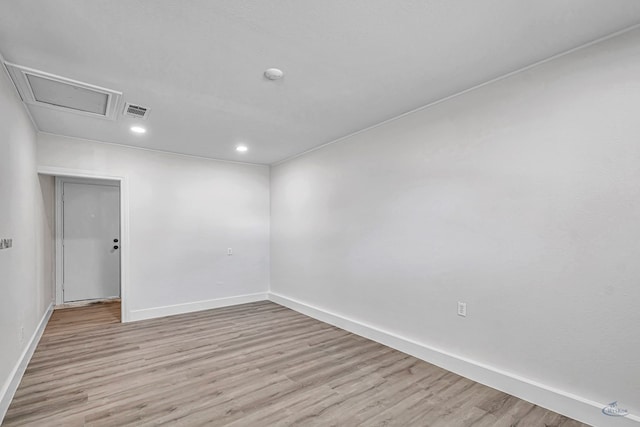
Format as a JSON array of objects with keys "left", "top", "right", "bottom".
[{"left": 113, "top": 245, "right": 119, "bottom": 250}]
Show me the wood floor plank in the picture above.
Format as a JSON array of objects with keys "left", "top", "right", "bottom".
[{"left": 3, "top": 301, "right": 590, "bottom": 426}]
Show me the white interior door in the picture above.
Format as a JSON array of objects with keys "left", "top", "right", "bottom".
[{"left": 63, "top": 182, "right": 120, "bottom": 302}]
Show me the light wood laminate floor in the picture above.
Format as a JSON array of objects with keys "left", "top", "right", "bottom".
[{"left": 4, "top": 301, "right": 589, "bottom": 426}]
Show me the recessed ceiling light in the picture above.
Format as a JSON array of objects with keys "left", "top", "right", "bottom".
[
  {"left": 130, "top": 126, "right": 146, "bottom": 134},
  {"left": 264, "top": 68, "right": 284, "bottom": 80},
  {"left": 236, "top": 145, "right": 248, "bottom": 152}
]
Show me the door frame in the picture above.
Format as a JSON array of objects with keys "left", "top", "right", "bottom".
[{"left": 39, "top": 166, "right": 130, "bottom": 323}]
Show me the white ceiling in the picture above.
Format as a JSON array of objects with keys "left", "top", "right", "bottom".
[{"left": 1, "top": 1, "right": 640, "bottom": 164}]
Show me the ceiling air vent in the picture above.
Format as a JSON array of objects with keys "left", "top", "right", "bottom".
[
  {"left": 3, "top": 62, "right": 122, "bottom": 120},
  {"left": 123, "top": 103, "right": 150, "bottom": 120}
]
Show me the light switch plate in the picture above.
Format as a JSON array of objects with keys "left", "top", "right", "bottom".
[{"left": 457, "top": 302, "right": 467, "bottom": 317}]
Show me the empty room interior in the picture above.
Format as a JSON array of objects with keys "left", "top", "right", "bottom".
[{"left": 1, "top": 1, "right": 639, "bottom": 426}]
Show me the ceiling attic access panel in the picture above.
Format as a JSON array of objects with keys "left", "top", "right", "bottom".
[{"left": 3, "top": 62, "right": 122, "bottom": 120}]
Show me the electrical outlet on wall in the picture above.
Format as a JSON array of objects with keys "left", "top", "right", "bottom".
[
  {"left": 457, "top": 302, "right": 467, "bottom": 317},
  {"left": 227, "top": 248, "right": 233, "bottom": 255}
]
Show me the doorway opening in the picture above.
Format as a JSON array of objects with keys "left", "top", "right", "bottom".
[{"left": 38, "top": 167, "right": 129, "bottom": 323}]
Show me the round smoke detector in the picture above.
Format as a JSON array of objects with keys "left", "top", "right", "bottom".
[{"left": 264, "top": 68, "right": 284, "bottom": 80}]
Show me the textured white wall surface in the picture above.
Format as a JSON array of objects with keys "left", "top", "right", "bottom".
[
  {"left": 37, "top": 175, "right": 56, "bottom": 306},
  {"left": 271, "top": 28, "right": 640, "bottom": 417},
  {"left": 0, "top": 63, "right": 53, "bottom": 411},
  {"left": 37, "top": 134, "right": 270, "bottom": 315}
]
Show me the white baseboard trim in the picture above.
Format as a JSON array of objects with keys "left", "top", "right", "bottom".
[
  {"left": 0, "top": 302, "right": 54, "bottom": 424},
  {"left": 268, "top": 292, "right": 639, "bottom": 427},
  {"left": 128, "top": 292, "right": 269, "bottom": 322}
]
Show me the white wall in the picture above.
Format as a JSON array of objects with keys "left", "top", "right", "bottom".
[
  {"left": 37, "top": 133, "right": 270, "bottom": 319},
  {"left": 271, "top": 28, "right": 640, "bottom": 422},
  {"left": 38, "top": 175, "right": 55, "bottom": 308},
  {"left": 0, "top": 62, "right": 54, "bottom": 417}
]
